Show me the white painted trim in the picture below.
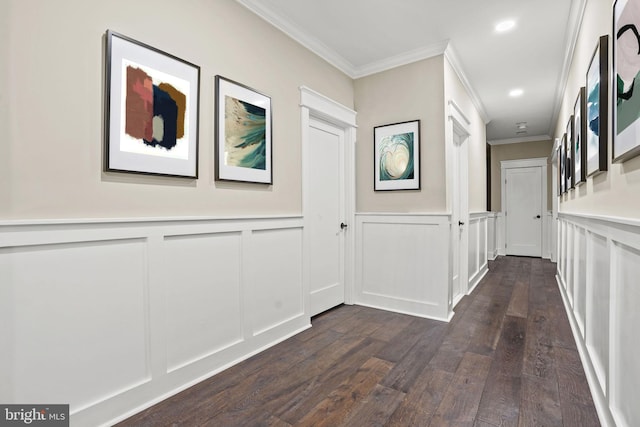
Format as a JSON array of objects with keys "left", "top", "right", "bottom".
[
  {"left": 299, "top": 86, "right": 357, "bottom": 128},
  {"left": 554, "top": 211, "right": 640, "bottom": 427},
  {"left": 487, "top": 134, "right": 552, "bottom": 145},
  {"left": 354, "top": 40, "right": 449, "bottom": 78},
  {"left": 443, "top": 46, "right": 489, "bottom": 124},
  {"left": 354, "top": 213, "right": 452, "bottom": 321},
  {"left": 0, "top": 216, "right": 308, "bottom": 427},
  {"left": 234, "top": 0, "right": 358, "bottom": 77},
  {"left": 549, "top": 0, "right": 588, "bottom": 139},
  {"left": 500, "top": 157, "right": 548, "bottom": 258},
  {"left": 300, "top": 87, "right": 357, "bottom": 307}
]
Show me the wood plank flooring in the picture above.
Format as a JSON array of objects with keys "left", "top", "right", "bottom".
[{"left": 117, "top": 256, "right": 600, "bottom": 426}]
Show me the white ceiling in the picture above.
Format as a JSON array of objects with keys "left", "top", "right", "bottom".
[{"left": 235, "top": 0, "right": 586, "bottom": 143}]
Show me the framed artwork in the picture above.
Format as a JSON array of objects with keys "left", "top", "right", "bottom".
[
  {"left": 215, "top": 76, "right": 272, "bottom": 184},
  {"left": 566, "top": 116, "right": 574, "bottom": 190},
  {"left": 560, "top": 133, "right": 567, "bottom": 195},
  {"left": 586, "top": 35, "right": 609, "bottom": 175},
  {"left": 574, "top": 87, "right": 587, "bottom": 185},
  {"left": 614, "top": 1, "right": 640, "bottom": 162},
  {"left": 374, "top": 120, "right": 421, "bottom": 191},
  {"left": 104, "top": 30, "right": 200, "bottom": 178}
]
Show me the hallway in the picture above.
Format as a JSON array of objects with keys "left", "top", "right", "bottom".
[{"left": 118, "top": 256, "right": 599, "bottom": 426}]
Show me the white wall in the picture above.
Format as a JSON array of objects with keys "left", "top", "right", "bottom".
[{"left": 0, "top": 216, "right": 307, "bottom": 426}]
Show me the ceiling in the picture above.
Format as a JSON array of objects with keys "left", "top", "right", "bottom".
[{"left": 235, "top": 0, "right": 585, "bottom": 144}]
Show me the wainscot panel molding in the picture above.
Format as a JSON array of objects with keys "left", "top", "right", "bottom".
[
  {"left": 354, "top": 213, "right": 452, "bottom": 321},
  {"left": 556, "top": 212, "right": 640, "bottom": 427},
  {"left": 468, "top": 212, "right": 490, "bottom": 293},
  {"left": 495, "top": 212, "right": 505, "bottom": 256},
  {"left": 0, "top": 216, "right": 307, "bottom": 427},
  {"left": 487, "top": 212, "right": 498, "bottom": 260}
]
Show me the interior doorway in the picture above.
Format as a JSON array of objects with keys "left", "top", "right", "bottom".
[
  {"left": 448, "top": 101, "right": 471, "bottom": 308},
  {"left": 500, "top": 158, "right": 548, "bottom": 258},
  {"left": 300, "top": 87, "right": 357, "bottom": 317}
]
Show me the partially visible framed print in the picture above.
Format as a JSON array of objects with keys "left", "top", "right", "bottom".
[
  {"left": 560, "top": 133, "right": 567, "bottom": 194},
  {"left": 215, "top": 76, "right": 272, "bottom": 184},
  {"left": 586, "top": 35, "right": 609, "bottom": 175},
  {"left": 566, "top": 116, "right": 575, "bottom": 190},
  {"left": 574, "top": 87, "right": 587, "bottom": 185},
  {"left": 374, "top": 120, "right": 421, "bottom": 191},
  {"left": 614, "top": 1, "right": 640, "bottom": 162},
  {"left": 105, "top": 30, "right": 200, "bottom": 178}
]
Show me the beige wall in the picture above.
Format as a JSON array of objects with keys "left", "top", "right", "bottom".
[
  {"left": 554, "top": 0, "right": 640, "bottom": 217},
  {"left": 1, "top": 0, "right": 353, "bottom": 220},
  {"left": 354, "top": 57, "right": 447, "bottom": 212},
  {"left": 490, "top": 140, "right": 554, "bottom": 212},
  {"left": 444, "top": 56, "right": 487, "bottom": 213},
  {"left": 0, "top": 3, "right": 8, "bottom": 215}
]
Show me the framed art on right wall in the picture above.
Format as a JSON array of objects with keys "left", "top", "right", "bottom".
[
  {"left": 614, "top": 1, "right": 640, "bottom": 162},
  {"left": 574, "top": 87, "right": 587, "bottom": 185},
  {"left": 586, "top": 34, "right": 609, "bottom": 175}
]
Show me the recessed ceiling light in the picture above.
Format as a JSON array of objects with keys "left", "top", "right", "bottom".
[
  {"left": 509, "top": 88, "right": 524, "bottom": 97},
  {"left": 495, "top": 20, "right": 516, "bottom": 33}
]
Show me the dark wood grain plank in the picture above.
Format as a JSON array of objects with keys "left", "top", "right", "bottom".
[
  {"left": 380, "top": 322, "right": 447, "bottom": 392},
  {"left": 507, "top": 281, "right": 529, "bottom": 318},
  {"left": 295, "top": 357, "right": 394, "bottom": 427},
  {"left": 341, "top": 384, "right": 406, "bottom": 427},
  {"left": 475, "top": 316, "right": 526, "bottom": 426},
  {"left": 429, "top": 352, "right": 493, "bottom": 427},
  {"left": 518, "top": 374, "right": 562, "bottom": 427},
  {"left": 386, "top": 368, "right": 453, "bottom": 426}
]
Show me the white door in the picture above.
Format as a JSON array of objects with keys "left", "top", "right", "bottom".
[
  {"left": 307, "top": 118, "right": 345, "bottom": 316},
  {"left": 451, "top": 128, "right": 469, "bottom": 306},
  {"left": 505, "top": 167, "right": 542, "bottom": 257}
]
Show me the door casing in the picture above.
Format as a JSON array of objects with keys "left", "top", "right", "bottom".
[
  {"left": 500, "top": 157, "right": 548, "bottom": 258},
  {"left": 300, "top": 86, "right": 357, "bottom": 317}
]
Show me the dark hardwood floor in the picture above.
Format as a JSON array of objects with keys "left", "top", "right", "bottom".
[{"left": 118, "top": 256, "right": 600, "bottom": 426}]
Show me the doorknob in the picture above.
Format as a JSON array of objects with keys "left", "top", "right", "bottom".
[
  {"left": 340, "top": 222, "right": 348, "bottom": 230},
  {"left": 535, "top": 215, "right": 541, "bottom": 219},
  {"left": 459, "top": 221, "right": 465, "bottom": 226}
]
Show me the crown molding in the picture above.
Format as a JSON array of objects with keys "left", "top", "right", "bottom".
[
  {"left": 236, "top": 0, "right": 450, "bottom": 80},
  {"left": 549, "top": 0, "right": 588, "bottom": 136},
  {"left": 487, "top": 134, "right": 552, "bottom": 145},
  {"left": 235, "top": 0, "right": 358, "bottom": 77},
  {"left": 352, "top": 40, "right": 449, "bottom": 78},
  {"left": 443, "top": 44, "right": 490, "bottom": 124}
]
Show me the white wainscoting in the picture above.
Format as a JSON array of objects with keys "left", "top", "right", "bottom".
[
  {"left": 468, "top": 212, "right": 490, "bottom": 293},
  {"left": 496, "top": 212, "right": 505, "bottom": 256},
  {"left": 0, "top": 216, "right": 307, "bottom": 427},
  {"left": 557, "top": 213, "right": 640, "bottom": 427},
  {"left": 355, "top": 213, "right": 451, "bottom": 321},
  {"left": 487, "top": 212, "right": 498, "bottom": 260}
]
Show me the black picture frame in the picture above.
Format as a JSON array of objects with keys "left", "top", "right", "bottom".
[
  {"left": 574, "top": 87, "right": 587, "bottom": 186},
  {"left": 586, "top": 35, "right": 609, "bottom": 176},
  {"left": 104, "top": 30, "right": 200, "bottom": 178},
  {"left": 215, "top": 75, "right": 273, "bottom": 184},
  {"left": 566, "top": 116, "right": 575, "bottom": 190},
  {"left": 613, "top": 1, "right": 640, "bottom": 162},
  {"left": 374, "top": 120, "right": 421, "bottom": 191}
]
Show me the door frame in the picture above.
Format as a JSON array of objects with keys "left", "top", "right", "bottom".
[
  {"left": 500, "top": 157, "right": 548, "bottom": 258},
  {"left": 300, "top": 86, "right": 357, "bottom": 316},
  {"left": 446, "top": 100, "right": 471, "bottom": 311}
]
